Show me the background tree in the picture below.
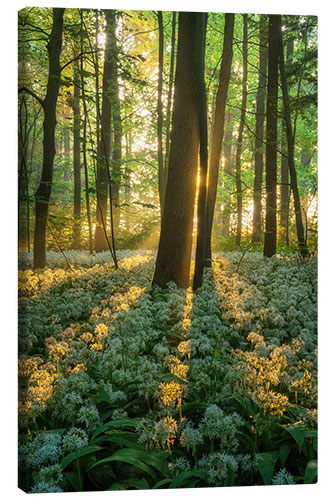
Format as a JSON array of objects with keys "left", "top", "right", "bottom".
[
  {"left": 19, "top": 8, "right": 65, "bottom": 269},
  {"left": 252, "top": 15, "right": 268, "bottom": 243},
  {"left": 204, "top": 13, "right": 234, "bottom": 266},
  {"left": 264, "top": 15, "right": 279, "bottom": 258},
  {"left": 235, "top": 14, "right": 248, "bottom": 246}
]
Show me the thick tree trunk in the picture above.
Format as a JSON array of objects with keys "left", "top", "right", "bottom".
[
  {"left": 193, "top": 13, "right": 208, "bottom": 291},
  {"left": 235, "top": 14, "right": 248, "bottom": 246},
  {"left": 252, "top": 16, "right": 268, "bottom": 243},
  {"left": 277, "top": 16, "right": 308, "bottom": 257},
  {"left": 221, "top": 113, "right": 233, "bottom": 238},
  {"left": 204, "top": 13, "right": 234, "bottom": 265},
  {"left": 157, "top": 11, "right": 165, "bottom": 217},
  {"left": 280, "top": 39, "right": 293, "bottom": 245},
  {"left": 33, "top": 8, "right": 64, "bottom": 269},
  {"left": 73, "top": 52, "right": 81, "bottom": 249},
  {"left": 94, "top": 10, "right": 113, "bottom": 253},
  {"left": 263, "top": 15, "right": 279, "bottom": 258},
  {"left": 152, "top": 12, "right": 200, "bottom": 289}
]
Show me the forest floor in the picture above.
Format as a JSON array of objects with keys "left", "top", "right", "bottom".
[{"left": 18, "top": 249, "right": 317, "bottom": 492}]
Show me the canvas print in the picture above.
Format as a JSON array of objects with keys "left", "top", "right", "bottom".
[{"left": 18, "top": 6, "right": 318, "bottom": 493}]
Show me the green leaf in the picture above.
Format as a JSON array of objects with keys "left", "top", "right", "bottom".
[
  {"left": 213, "top": 348, "right": 220, "bottom": 360},
  {"left": 169, "top": 470, "right": 209, "bottom": 488},
  {"left": 60, "top": 445, "right": 103, "bottom": 470},
  {"left": 279, "top": 442, "right": 293, "bottom": 467},
  {"left": 303, "top": 459, "right": 317, "bottom": 484},
  {"left": 89, "top": 448, "right": 164, "bottom": 481},
  {"left": 153, "top": 478, "right": 173, "bottom": 489},
  {"left": 281, "top": 424, "right": 317, "bottom": 453},
  {"left": 257, "top": 451, "right": 279, "bottom": 485},
  {"left": 91, "top": 417, "right": 141, "bottom": 441}
]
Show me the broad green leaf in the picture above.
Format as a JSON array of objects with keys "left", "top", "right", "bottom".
[
  {"left": 60, "top": 445, "right": 103, "bottom": 470},
  {"left": 153, "top": 478, "right": 173, "bottom": 489},
  {"left": 279, "top": 442, "right": 293, "bottom": 466},
  {"left": 89, "top": 448, "right": 162, "bottom": 481},
  {"left": 257, "top": 451, "right": 279, "bottom": 485},
  {"left": 91, "top": 417, "right": 141, "bottom": 441},
  {"left": 303, "top": 459, "right": 317, "bottom": 484},
  {"left": 169, "top": 470, "right": 209, "bottom": 488}
]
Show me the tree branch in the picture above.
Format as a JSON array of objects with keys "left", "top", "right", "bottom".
[{"left": 18, "top": 87, "right": 44, "bottom": 107}]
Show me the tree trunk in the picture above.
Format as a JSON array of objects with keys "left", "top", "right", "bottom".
[
  {"left": 94, "top": 10, "right": 113, "bottom": 253},
  {"left": 164, "top": 12, "right": 177, "bottom": 194},
  {"left": 193, "top": 13, "right": 208, "bottom": 291},
  {"left": 152, "top": 12, "right": 200, "bottom": 289},
  {"left": 109, "top": 11, "right": 122, "bottom": 236},
  {"left": 263, "top": 15, "right": 279, "bottom": 258},
  {"left": 252, "top": 15, "right": 268, "bottom": 243},
  {"left": 235, "top": 14, "right": 248, "bottom": 246},
  {"left": 80, "top": 10, "right": 93, "bottom": 255},
  {"left": 204, "top": 13, "right": 234, "bottom": 265},
  {"left": 124, "top": 132, "right": 131, "bottom": 229},
  {"left": 280, "top": 39, "right": 293, "bottom": 245},
  {"left": 63, "top": 123, "right": 71, "bottom": 182},
  {"left": 221, "top": 113, "right": 233, "bottom": 238},
  {"left": 277, "top": 16, "right": 308, "bottom": 257},
  {"left": 157, "top": 11, "right": 165, "bottom": 217},
  {"left": 73, "top": 51, "right": 81, "bottom": 249},
  {"left": 33, "top": 8, "right": 64, "bottom": 269}
]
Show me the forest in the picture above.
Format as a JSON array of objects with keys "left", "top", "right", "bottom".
[{"left": 18, "top": 7, "right": 317, "bottom": 493}]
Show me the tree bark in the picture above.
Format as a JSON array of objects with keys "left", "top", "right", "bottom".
[
  {"left": 235, "top": 14, "right": 248, "bottom": 246},
  {"left": 164, "top": 12, "right": 177, "bottom": 195},
  {"left": 109, "top": 11, "right": 122, "bottom": 236},
  {"left": 80, "top": 10, "right": 93, "bottom": 255},
  {"left": 280, "top": 39, "right": 293, "bottom": 245},
  {"left": 33, "top": 8, "right": 64, "bottom": 269},
  {"left": 73, "top": 50, "right": 81, "bottom": 249},
  {"left": 157, "top": 11, "right": 165, "bottom": 217},
  {"left": 252, "top": 15, "right": 268, "bottom": 243},
  {"left": 277, "top": 16, "right": 308, "bottom": 257},
  {"left": 193, "top": 13, "right": 208, "bottom": 291},
  {"left": 152, "top": 12, "right": 200, "bottom": 289},
  {"left": 263, "top": 15, "right": 279, "bottom": 258},
  {"left": 94, "top": 10, "right": 113, "bottom": 253},
  {"left": 204, "top": 13, "right": 234, "bottom": 265},
  {"left": 221, "top": 112, "right": 233, "bottom": 238}
]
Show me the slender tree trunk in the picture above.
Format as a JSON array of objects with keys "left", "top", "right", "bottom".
[
  {"left": 221, "top": 113, "right": 233, "bottom": 238},
  {"left": 33, "top": 8, "right": 64, "bottom": 269},
  {"left": 157, "top": 11, "right": 165, "bottom": 216},
  {"left": 235, "top": 14, "right": 248, "bottom": 246},
  {"left": 95, "top": 11, "right": 100, "bottom": 147},
  {"left": 263, "top": 15, "right": 279, "bottom": 258},
  {"left": 252, "top": 15, "right": 268, "bottom": 243},
  {"left": 63, "top": 123, "right": 71, "bottom": 182},
  {"left": 280, "top": 39, "right": 293, "bottom": 245},
  {"left": 152, "top": 12, "right": 200, "bottom": 289},
  {"left": 204, "top": 13, "right": 234, "bottom": 265},
  {"left": 164, "top": 11, "right": 177, "bottom": 192},
  {"left": 193, "top": 13, "right": 208, "bottom": 291},
  {"left": 277, "top": 16, "right": 308, "bottom": 257},
  {"left": 94, "top": 10, "right": 113, "bottom": 253},
  {"left": 124, "top": 132, "right": 131, "bottom": 229},
  {"left": 80, "top": 10, "right": 93, "bottom": 255},
  {"left": 109, "top": 11, "right": 122, "bottom": 235},
  {"left": 73, "top": 51, "right": 81, "bottom": 249}
]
